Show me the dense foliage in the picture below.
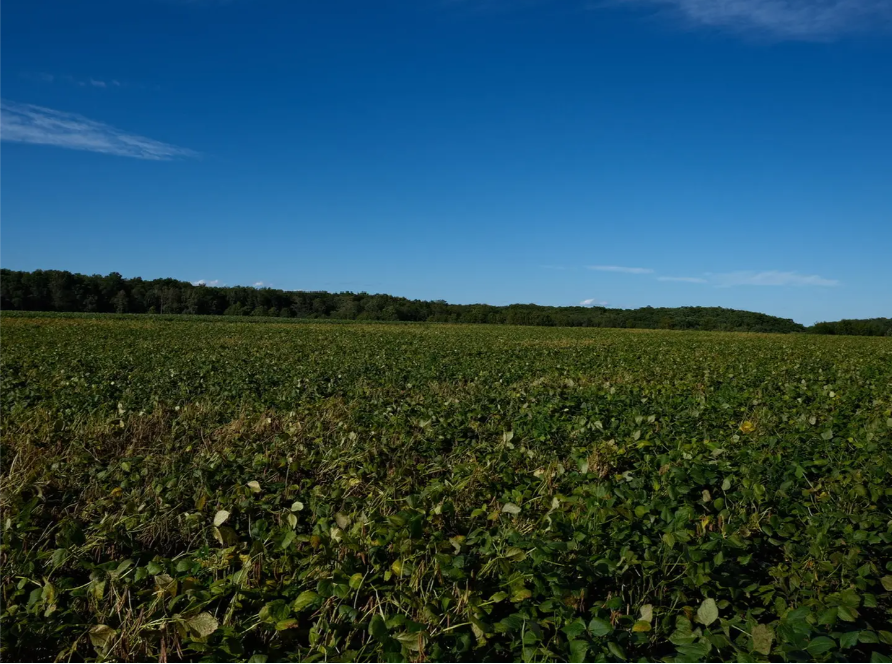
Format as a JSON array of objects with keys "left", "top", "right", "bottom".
[
  {"left": 810, "top": 319, "right": 892, "bottom": 337},
  {"left": 2, "top": 316, "right": 891, "bottom": 663},
  {"left": 0, "top": 269, "right": 807, "bottom": 333}
]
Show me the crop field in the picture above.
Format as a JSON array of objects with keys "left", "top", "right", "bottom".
[{"left": 2, "top": 314, "right": 891, "bottom": 663}]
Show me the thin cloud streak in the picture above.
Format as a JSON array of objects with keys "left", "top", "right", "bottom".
[
  {"left": 618, "top": 0, "right": 892, "bottom": 39},
  {"left": 1, "top": 100, "right": 198, "bottom": 161},
  {"left": 580, "top": 298, "right": 609, "bottom": 306},
  {"left": 712, "top": 271, "right": 839, "bottom": 287},
  {"left": 588, "top": 265, "right": 654, "bottom": 274},
  {"left": 658, "top": 276, "right": 708, "bottom": 283}
]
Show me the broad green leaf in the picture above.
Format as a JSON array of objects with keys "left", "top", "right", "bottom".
[
  {"left": 588, "top": 617, "right": 614, "bottom": 637},
  {"left": 563, "top": 618, "right": 586, "bottom": 639},
  {"left": 569, "top": 639, "right": 588, "bottom": 663},
  {"left": 292, "top": 591, "right": 320, "bottom": 611},
  {"left": 806, "top": 636, "right": 836, "bottom": 656},
  {"left": 839, "top": 631, "right": 860, "bottom": 649},
  {"left": 697, "top": 598, "right": 719, "bottom": 626},
  {"left": 369, "top": 614, "right": 388, "bottom": 641}
]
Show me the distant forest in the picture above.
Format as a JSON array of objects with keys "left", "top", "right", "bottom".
[
  {"left": 809, "top": 318, "right": 892, "bottom": 337},
  {"left": 1, "top": 269, "right": 887, "bottom": 335}
]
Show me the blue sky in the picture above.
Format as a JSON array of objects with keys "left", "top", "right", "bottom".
[{"left": 2, "top": 0, "right": 890, "bottom": 324}]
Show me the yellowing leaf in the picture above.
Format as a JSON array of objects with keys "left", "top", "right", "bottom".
[
  {"left": 639, "top": 604, "right": 653, "bottom": 623},
  {"left": 740, "top": 421, "right": 756, "bottom": 434},
  {"left": 502, "top": 502, "right": 521, "bottom": 515},
  {"left": 632, "top": 620, "right": 652, "bottom": 632},
  {"left": 89, "top": 624, "right": 116, "bottom": 651},
  {"left": 213, "top": 510, "right": 230, "bottom": 527},
  {"left": 752, "top": 624, "right": 774, "bottom": 655},
  {"left": 186, "top": 612, "right": 219, "bottom": 638},
  {"left": 247, "top": 481, "right": 261, "bottom": 493}
]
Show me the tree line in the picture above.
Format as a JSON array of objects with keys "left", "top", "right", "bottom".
[
  {"left": 809, "top": 318, "right": 892, "bottom": 337},
  {"left": 1, "top": 268, "right": 878, "bottom": 335}
]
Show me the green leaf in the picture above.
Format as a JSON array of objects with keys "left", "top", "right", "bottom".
[
  {"left": 632, "top": 620, "right": 652, "bottom": 632},
  {"left": 489, "top": 591, "right": 508, "bottom": 603},
  {"left": 751, "top": 624, "right": 773, "bottom": 655},
  {"left": 290, "top": 501, "right": 304, "bottom": 512},
  {"left": 187, "top": 612, "right": 219, "bottom": 638},
  {"left": 279, "top": 529, "right": 296, "bottom": 550},
  {"left": 806, "top": 636, "right": 836, "bottom": 656},
  {"left": 349, "top": 573, "right": 364, "bottom": 589},
  {"left": 569, "top": 639, "right": 588, "bottom": 663},
  {"left": 369, "top": 614, "right": 388, "bottom": 641},
  {"left": 563, "top": 618, "right": 586, "bottom": 639},
  {"left": 880, "top": 576, "right": 892, "bottom": 592},
  {"left": 839, "top": 631, "right": 860, "bottom": 649},
  {"left": 697, "top": 598, "right": 719, "bottom": 626},
  {"left": 607, "top": 641, "right": 626, "bottom": 659},
  {"left": 837, "top": 604, "right": 858, "bottom": 622},
  {"left": 588, "top": 617, "right": 614, "bottom": 637},
  {"left": 292, "top": 590, "right": 320, "bottom": 611},
  {"left": 676, "top": 641, "right": 711, "bottom": 661}
]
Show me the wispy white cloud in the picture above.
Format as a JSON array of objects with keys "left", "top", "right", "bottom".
[
  {"left": 192, "top": 279, "right": 223, "bottom": 287},
  {"left": 619, "top": 0, "right": 892, "bottom": 40},
  {"left": 21, "top": 72, "right": 56, "bottom": 83},
  {"left": 580, "top": 298, "right": 609, "bottom": 306},
  {"left": 253, "top": 281, "right": 266, "bottom": 288},
  {"left": 588, "top": 265, "right": 654, "bottom": 274},
  {"left": 657, "top": 276, "right": 708, "bottom": 283},
  {"left": 712, "top": 270, "right": 839, "bottom": 287},
  {"left": 1, "top": 99, "right": 198, "bottom": 160},
  {"left": 25, "top": 72, "right": 142, "bottom": 90}
]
